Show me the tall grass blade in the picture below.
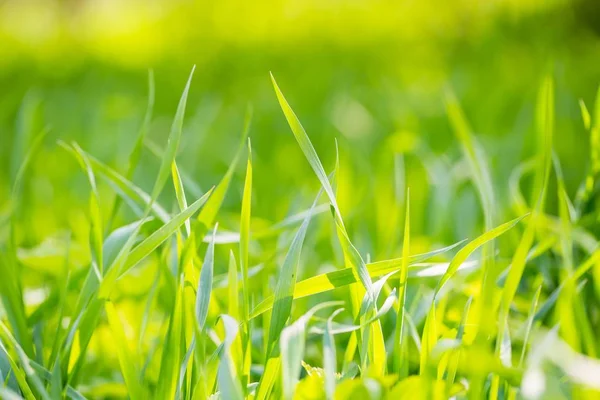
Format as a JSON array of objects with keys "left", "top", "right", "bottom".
[
  {"left": 217, "top": 315, "right": 244, "bottom": 400},
  {"left": 148, "top": 66, "right": 195, "bottom": 208},
  {"left": 105, "top": 302, "right": 144, "bottom": 400},
  {"left": 267, "top": 189, "right": 320, "bottom": 355},
  {"left": 195, "top": 225, "right": 217, "bottom": 333},
  {"left": 393, "top": 190, "right": 410, "bottom": 375}
]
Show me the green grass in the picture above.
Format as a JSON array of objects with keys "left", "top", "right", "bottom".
[{"left": 2, "top": 60, "right": 600, "bottom": 399}]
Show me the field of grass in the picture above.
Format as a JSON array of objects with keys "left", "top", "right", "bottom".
[{"left": 1, "top": 0, "right": 600, "bottom": 399}]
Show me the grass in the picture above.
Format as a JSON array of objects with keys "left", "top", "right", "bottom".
[{"left": 1, "top": 64, "right": 600, "bottom": 400}]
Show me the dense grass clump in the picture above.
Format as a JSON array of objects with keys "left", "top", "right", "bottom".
[{"left": 1, "top": 67, "right": 600, "bottom": 400}]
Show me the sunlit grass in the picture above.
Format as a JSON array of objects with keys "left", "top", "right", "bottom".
[{"left": 1, "top": 65, "right": 600, "bottom": 400}]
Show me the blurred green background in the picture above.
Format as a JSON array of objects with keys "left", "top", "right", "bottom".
[{"left": 1, "top": 0, "right": 599, "bottom": 256}]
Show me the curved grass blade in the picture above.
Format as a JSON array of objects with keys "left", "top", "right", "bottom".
[
  {"left": 280, "top": 302, "right": 342, "bottom": 400},
  {"left": 61, "top": 144, "right": 170, "bottom": 223},
  {"left": 0, "top": 322, "right": 50, "bottom": 400},
  {"left": 67, "top": 143, "right": 104, "bottom": 278},
  {"left": 250, "top": 240, "right": 466, "bottom": 319},
  {"left": 421, "top": 214, "right": 526, "bottom": 376},
  {"left": 0, "top": 339, "right": 35, "bottom": 400},
  {"left": 270, "top": 73, "right": 339, "bottom": 218},
  {"left": 217, "top": 315, "right": 244, "bottom": 400},
  {"left": 309, "top": 288, "right": 397, "bottom": 336},
  {"left": 120, "top": 188, "right": 214, "bottom": 278},
  {"left": 29, "top": 361, "right": 86, "bottom": 399},
  {"left": 435, "top": 214, "right": 527, "bottom": 295}
]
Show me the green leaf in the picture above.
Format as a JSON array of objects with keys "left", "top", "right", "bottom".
[
  {"left": 120, "top": 188, "right": 214, "bottom": 279},
  {"left": 105, "top": 302, "right": 145, "bottom": 400},
  {"left": 579, "top": 99, "right": 591, "bottom": 131},
  {"left": 227, "top": 251, "right": 240, "bottom": 319},
  {"left": 0, "top": 249, "right": 34, "bottom": 359},
  {"left": 0, "top": 387, "right": 27, "bottom": 400},
  {"left": 250, "top": 240, "right": 466, "bottom": 319},
  {"left": 148, "top": 66, "right": 195, "bottom": 208},
  {"left": 0, "top": 322, "right": 51, "bottom": 400},
  {"left": 267, "top": 189, "right": 320, "bottom": 355},
  {"left": 255, "top": 353, "right": 280, "bottom": 400},
  {"left": 519, "top": 285, "right": 542, "bottom": 366},
  {"left": 270, "top": 73, "right": 339, "bottom": 218},
  {"left": 445, "top": 297, "right": 472, "bottom": 393},
  {"left": 435, "top": 214, "right": 527, "bottom": 296},
  {"left": 420, "top": 304, "right": 437, "bottom": 377},
  {"left": 393, "top": 190, "right": 410, "bottom": 375},
  {"left": 0, "top": 339, "right": 35, "bottom": 400},
  {"left": 323, "top": 309, "right": 343, "bottom": 400},
  {"left": 239, "top": 138, "right": 252, "bottom": 322},
  {"left": 280, "top": 302, "right": 342, "bottom": 400},
  {"left": 61, "top": 144, "right": 170, "bottom": 223},
  {"left": 309, "top": 287, "right": 398, "bottom": 336},
  {"left": 68, "top": 143, "right": 104, "bottom": 277},
  {"left": 196, "top": 225, "right": 217, "bottom": 333},
  {"left": 217, "top": 315, "right": 244, "bottom": 400},
  {"left": 172, "top": 161, "right": 190, "bottom": 236},
  {"left": 156, "top": 279, "right": 185, "bottom": 399}
]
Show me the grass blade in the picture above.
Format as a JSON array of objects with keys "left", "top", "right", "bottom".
[
  {"left": 240, "top": 138, "right": 252, "bottom": 322},
  {"left": 393, "top": 190, "right": 410, "bottom": 375},
  {"left": 250, "top": 240, "right": 466, "bottom": 319},
  {"left": 270, "top": 73, "right": 339, "bottom": 217},
  {"left": 323, "top": 309, "right": 344, "bottom": 400},
  {"left": 435, "top": 214, "right": 527, "bottom": 295},
  {"left": 280, "top": 302, "right": 342, "bottom": 400},
  {"left": 266, "top": 190, "right": 320, "bottom": 355},
  {"left": 195, "top": 225, "right": 217, "bottom": 333},
  {"left": 148, "top": 66, "right": 195, "bottom": 208},
  {"left": 120, "top": 188, "right": 214, "bottom": 278},
  {"left": 172, "top": 161, "right": 190, "bottom": 236},
  {"left": 217, "top": 315, "right": 244, "bottom": 400},
  {"left": 105, "top": 302, "right": 145, "bottom": 400}
]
